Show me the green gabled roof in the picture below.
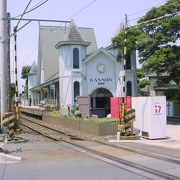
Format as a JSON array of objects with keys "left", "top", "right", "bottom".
[{"left": 38, "top": 23, "right": 97, "bottom": 83}]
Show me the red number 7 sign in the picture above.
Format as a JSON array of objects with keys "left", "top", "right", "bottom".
[{"left": 155, "top": 105, "right": 161, "bottom": 114}]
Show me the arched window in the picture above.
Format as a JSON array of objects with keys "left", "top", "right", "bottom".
[
  {"left": 126, "top": 54, "right": 131, "bottom": 69},
  {"left": 127, "top": 81, "right": 132, "bottom": 96},
  {"left": 73, "top": 48, "right": 79, "bottom": 69},
  {"left": 74, "top": 81, "right": 80, "bottom": 101}
]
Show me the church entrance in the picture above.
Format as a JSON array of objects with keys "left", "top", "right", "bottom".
[{"left": 90, "top": 88, "right": 113, "bottom": 118}]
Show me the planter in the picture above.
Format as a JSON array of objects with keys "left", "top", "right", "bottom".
[
  {"left": 43, "top": 115, "right": 80, "bottom": 131},
  {"left": 80, "top": 120, "right": 118, "bottom": 136},
  {"left": 43, "top": 114, "right": 118, "bottom": 136},
  {"left": 20, "top": 107, "right": 49, "bottom": 116}
]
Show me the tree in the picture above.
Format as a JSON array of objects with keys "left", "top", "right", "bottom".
[
  {"left": 137, "top": 68, "right": 150, "bottom": 95},
  {"left": 21, "top": 65, "right": 31, "bottom": 99},
  {"left": 112, "top": 0, "right": 180, "bottom": 87},
  {"left": 21, "top": 65, "right": 31, "bottom": 80},
  {"left": 164, "top": 89, "right": 180, "bottom": 101}
]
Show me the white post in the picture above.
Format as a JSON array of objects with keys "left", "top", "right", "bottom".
[
  {"left": 0, "top": 0, "right": 7, "bottom": 130},
  {"left": 117, "top": 131, "right": 121, "bottom": 141}
]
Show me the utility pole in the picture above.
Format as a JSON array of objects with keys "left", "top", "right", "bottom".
[
  {"left": 14, "top": 27, "right": 19, "bottom": 121},
  {"left": 6, "top": 12, "right": 11, "bottom": 112},
  {"left": 0, "top": 0, "right": 7, "bottom": 130},
  {"left": 125, "top": 14, "right": 128, "bottom": 28},
  {"left": 118, "top": 14, "right": 129, "bottom": 134}
]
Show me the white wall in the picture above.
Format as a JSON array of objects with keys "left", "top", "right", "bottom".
[
  {"left": 85, "top": 52, "right": 117, "bottom": 96},
  {"left": 28, "top": 75, "right": 37, "bottom": 90},
  {"left": 59, "top": 44, "right": 86, "bottom": 107},
  {"left": 58, "top": 44, "right": 138, "bottom": 110}
]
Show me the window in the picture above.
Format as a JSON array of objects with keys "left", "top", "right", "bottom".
[
  {"left": 73, "top": 48, "right": 79, "bottom": 69},
  {"left": 127, "top": 81, "right": 132, "bottom": 96},
  {"left": 126, "top": 54, "right": 131, "bottom": 69},
  {"left": 74, "top": 81, "right": 80, "bottom": 101}
]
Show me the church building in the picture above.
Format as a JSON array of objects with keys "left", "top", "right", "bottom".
[{"left": 28, "top": 20, "right": 137, "bottom": 117}]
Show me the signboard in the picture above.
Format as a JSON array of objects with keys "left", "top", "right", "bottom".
[{"left": 89, "top": 77, "right": 113, "bottom": 86}]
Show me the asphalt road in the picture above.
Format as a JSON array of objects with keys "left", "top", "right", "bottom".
[
  {"left": 0, "top": 122, "right": 180, "bottom": 180},
  {"left": 0, "top": 142, "right": 149, "bottom": 180}
]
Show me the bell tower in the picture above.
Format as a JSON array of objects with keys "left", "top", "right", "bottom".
[{"left": 55, "top": 20, "right": 90, "bottom": 114}]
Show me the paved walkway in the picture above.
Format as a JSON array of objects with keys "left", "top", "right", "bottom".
[
  {"left": 139, "top": 122, "right": 180, "bottom": 149},
  {"left": 111, "top": 122, "right": 180, "bottom": 150}
]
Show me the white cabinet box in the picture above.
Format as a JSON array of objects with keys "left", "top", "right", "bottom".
[{"left": 132, "top": 96, "right": 167, "bottom": 139}]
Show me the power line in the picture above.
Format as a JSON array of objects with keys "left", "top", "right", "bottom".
[
  {"left": 128, "top": 16, "right": 141, "bottom": 22},
  {"left": 128, "top": 0, "right": 167, "bottom": 17},
  {"left": 13, "top": 0, "right": 34, "bottom": 121},
  {"left": 103, "top": 1, "right": 167, "bottom": 48},
  {"left": 105, "top": 1, "right": 176, "bottom": 47},
  {"left": 12, "top": 0, "right": 48, "bottom": 19},
  {"left": 20, "top": 0, "right": 98, "bottom": 64},
  {"left": 131, "top": 11, "right": 180, "bottom": 28},
  {"left": 67, "top": 0, "right": 97, "bottom": 20},
  {"left": 15, "top": 0, "right": 33, "bottom": 28},
  {"left": 2, "top": 0, "right": 49, "bottom": 42}
]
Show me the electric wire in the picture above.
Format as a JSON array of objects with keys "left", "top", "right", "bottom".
[
  {"left": 128, "top": 0, "right": 167, "bottom": 17},
  {"left": 21, "top": 0, "right": 98, "bottom": 64},
  {"left": 67, "top": 0, "right": 97, "bottom": 20},
  {"left": 103, "top": 1, "right": 168, "bottom": 47},
  {"left": 12, "top": 0, "right": 48, "bottom": 19},
  {"left": 13, "top": 0, "right": 34, "bottom": 124},
  {"left": 15, "top": 0, "right": 33, "bottom": 28},
  {"left": 104, "top": 10, "right": 180, "bottom": 47},
  {"left": 9, "top": 21, "right": 31, "bottom": 39},
  {"left": 131, "top": 11, "right": 180, "bottom": 28},
  {"left": 103, "top": 1, "right": 166, "bottom": 47}
]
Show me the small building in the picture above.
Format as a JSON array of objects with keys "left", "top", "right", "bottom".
[
  {"left": 147, "top": 73, "right": 179, "bottom": 96},
  {"left": 28, "top": 20, "right": 137, "bottom": 117}
]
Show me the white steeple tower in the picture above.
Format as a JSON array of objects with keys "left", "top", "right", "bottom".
[{"left": 55, "top": 20, "right": 91, "bottom": 114}]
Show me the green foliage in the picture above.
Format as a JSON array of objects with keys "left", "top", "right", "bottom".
[
  {"left": 112, "top": 0, "right": 180, "bottom": 87},
  {"left": 136, "top": 68, "right": 150, "bottom": 93},
  {"left": 46, "top": 111, "right": 119, "bottom": 123},
  {"left": 138, "top": 79, "right": 150, "bottom": 89},
  {"left": 84, "top": 118, "right": 119, "bottom": 123},
  {"left": 164, "top": 89, "right": 180, "bottom": 101},
  {"left": 47, "top": 110, "right": 60, "bottom": 116},
  {"left": 137, "top": 68, "right": 145, "bottom": 79},
  {"left": 44, "top": 104, "right": 56, "bottom": 111},
  {"left": 21, "top": 65, "right": 31, "bottom": 100},
  {"left": 25, "top": 88, "right": 28, "bottom": 100},
  {"left": 21, "top": 65, "right": 31, "bottom": 79},
  {"left": 143, "top": 45, "right": 180, "bottom": 84},
  {"left": 71, "top": 107, "right": 77, "bottom": 115}
]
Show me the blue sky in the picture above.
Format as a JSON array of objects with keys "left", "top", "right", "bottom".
[{"left": 7, "top": 0, "right": 166, "bottom": 88}]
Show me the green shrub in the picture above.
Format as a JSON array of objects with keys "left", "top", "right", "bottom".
[
  {"left": 71, "top": 107, "right": 77, "bottom": 115},
  {"left": 84, "top": 118, "right": 119, "bottom": 123},
  {"left": 47, "top": 110, "right": 60, "bottom": 116},
  {"left": 164, "top": 89, "right": 180, "bottom": 101}
]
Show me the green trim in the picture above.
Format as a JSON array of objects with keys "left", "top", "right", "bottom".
[{"left": 55, "top": 41, "right": 91, "bottom": 49}]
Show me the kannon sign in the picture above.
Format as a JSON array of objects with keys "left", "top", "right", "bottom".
[{"left": 90, "top": 78, "right": 113, "bottom": 85}]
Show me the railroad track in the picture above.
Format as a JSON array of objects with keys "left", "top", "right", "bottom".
[
  {"left": 20, "top": 115, "right": 180, "bottom": 180},
  {"left": 20, "top": 115, "right": 84, "bottom": 141},
  {"left": 20, "top": 114, "right": 180, "bottom": 164}
]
